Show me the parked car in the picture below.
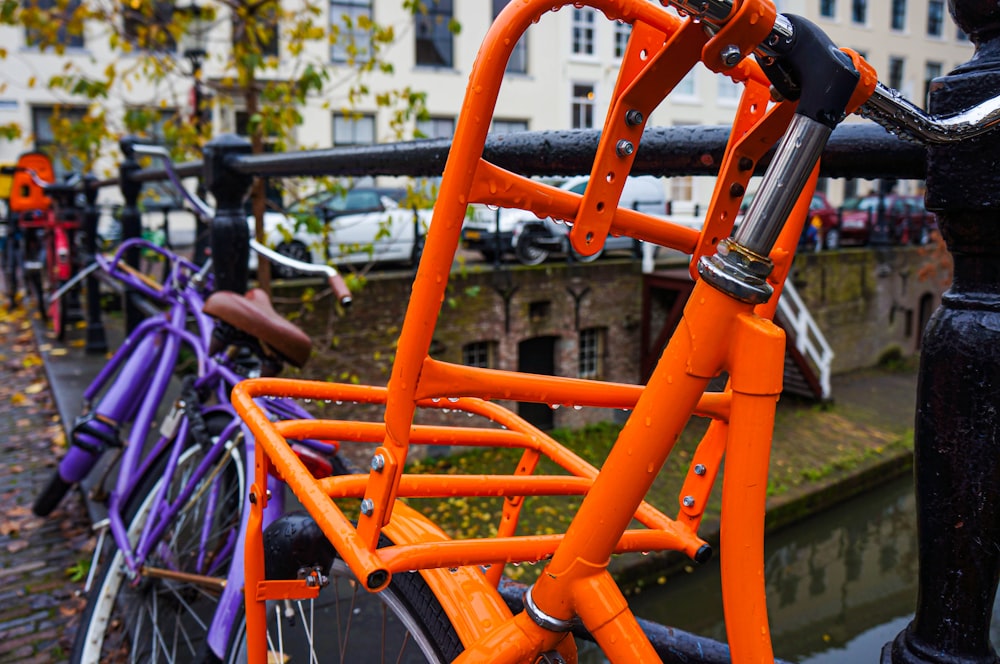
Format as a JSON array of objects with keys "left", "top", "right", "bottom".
[
  {"left": 258, "top": 187, "right": 433, "bottom": 276},
  {"left": 462, "top": 175, "right": 667, "bottom": 265},
  {"left": 838, "top": 194, "right": 936, "bottom": 247}
]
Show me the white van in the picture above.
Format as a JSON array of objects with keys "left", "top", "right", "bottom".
[{"left": 462, "top": 175, "right": 667, "bottom": 265}]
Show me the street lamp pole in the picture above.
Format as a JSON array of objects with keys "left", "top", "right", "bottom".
[{"left": 180, "top": 2, "right": 210, "bottom": 264}]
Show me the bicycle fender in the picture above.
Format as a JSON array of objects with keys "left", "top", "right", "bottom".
[{"left": 382, "top": 500, "right": 515, "bottom": 649}]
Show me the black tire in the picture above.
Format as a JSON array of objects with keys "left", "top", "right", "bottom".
[
  {"left": 824, "top": 228, "right": 840, "bottom": 251},
  {"left": 514, "top": 230, "right": 549, "bottom": 266},
  {"left": 223, "top": 529, "right": 464, "bottom": 664},
  {"left": 26, "top": 266, "right": 46, "bottom": 321},
  {"left": 71, "top": 414, "right": 245, "bottom": 663},
  {"left": 411, "top": 233, "right": 426, "bottom": 267},
  {"left": 50, "top": 281, "right": 68, "bottom": 341},
  {"left": 273, "top": 240, "right": 312, "bottom": 279},
  {"left": 570, "top": 245, "right": 602, "bottom": 263},
  {"left": 32, "top": 471, "right": 73, "bottom": 517}
]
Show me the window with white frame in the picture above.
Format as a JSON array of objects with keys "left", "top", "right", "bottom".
[
  {"left": 331, "top": 0, "right": 372, "bottom": 63},
  {"left": 572, "top": 8, "right": 595, "bottom": 56},
  {"left": 415, "top": 0, "right": 454, "bottom": 67},
  {"left": 493, "top": 0, "right": 527, "bottom": 73},
  {"left": 463, "top": 341, "right": 496, "bottom": 368},
  {"left": 333, "top": 112, "right": 376, "bottom": 145},
  {"left": 851, "top": 0, "right": 866, "bottom": 24},
  {"left": 614, "top": 20, "right": 631, "bottom": 59},
  {"left": 24, "top": 0, "right": 84, "bottom": 48},
  {"left": 926, "top": 0, "right": 944, "bottom": 37},
  {"left": 819, "top": 0, "right": 836, "bottom": 18},
  {"left": 888, "top": 57, "right": 905, "bottom": 90},
  {"left": 675, "top": 69, "right": 697, "bottom": 98},
  {"left": 890, "top": 0, "right": 906, "bottom": 31},
  {"left": 31, "top": 105, "right": 88, "bottom": 175},
  {"left": 578, "top": 328, "right": 605, "bottom": 379},
  {"left": 416, "top": 116, "right": 455, "bottom": 139},
  {"left": 717, "top": 76, "right": 740, "bottom": 104},
  {"left": 924, "top": 61, "right": 942, "bottom": 107},
  {"left": 572, "top": 84, "right": 595, "bottom": 129},
  {"left": 490, "top": 119, "right": 529, "bottom": 134}
]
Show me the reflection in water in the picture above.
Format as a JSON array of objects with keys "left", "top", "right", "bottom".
[{"left": 579, "top": 475, "right": 1000, "bottom": 662}]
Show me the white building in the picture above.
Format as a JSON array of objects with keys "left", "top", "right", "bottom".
[{"left": 0, "top": 0, "right": 974, "bottom": 208}]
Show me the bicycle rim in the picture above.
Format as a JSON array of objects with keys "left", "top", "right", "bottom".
[
  {"left": 226, "top": 548, "right": 464, "bottom": 663},
  {"left": 72, "top": 419, "right": 245, "bottom": 663}
]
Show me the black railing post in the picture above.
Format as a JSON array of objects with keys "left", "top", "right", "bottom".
[
  {"left": 118, "top": 138, "right": 144, "bottom": 332},
  {"left": 203, "top": 134, "right": 252, "bottom": 294},
  {"left": 4, "top": 201, "right": 17, "bottom": 310},
  {"left": 81, "top": 174, "right": 107, "bottom": 353},
  {"left": 882, "top": 4, "right": 1000, "bottom": 664}
]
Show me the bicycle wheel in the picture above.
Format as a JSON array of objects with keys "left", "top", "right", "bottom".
[
  {"left": 72, "top": 414, "right": 245, "bottom": 663},
  {"left": 224, "top": 530, "right": 464, "bottom": 664}
]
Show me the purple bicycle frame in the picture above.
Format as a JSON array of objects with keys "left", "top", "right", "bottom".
[{"left": 63, "top": 237, "right": 330, "bottom": 659}]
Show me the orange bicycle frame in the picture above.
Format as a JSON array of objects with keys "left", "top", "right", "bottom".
[{"left": 238, "top": 1, "right": 874, "bottom": 662}]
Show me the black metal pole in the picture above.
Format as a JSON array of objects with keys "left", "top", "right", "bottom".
[
  {"left": 190, "top": 59, "right": 211, "bottom": 267},
  {"left": 81, "top": 174, "right": 107, "bottom": 353},
  {"left": 203, "top": 133, "right": 252, "bottom": 294},
  {"left": 882, "top": 2, "right": 1000, "bottom": 663},
  {"left": 118, "top": 138, "right": 144, "bottom": 332},
  {"left": 4, "top": 201, "right": 17, "bottom": 310}
]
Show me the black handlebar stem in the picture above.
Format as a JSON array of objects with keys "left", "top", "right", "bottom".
[{"left": 758, "top": 14, "right": 860, "bottom": 128}]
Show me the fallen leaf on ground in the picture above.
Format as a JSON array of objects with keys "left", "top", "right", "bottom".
[
  {"left": 6, "top": 540, "right": 29, "bottom": 553},
  {"left": 24, "top": 382, "right": 45, "bottom": 395}
]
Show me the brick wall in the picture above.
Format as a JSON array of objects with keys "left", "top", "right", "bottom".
[{"left": 277, "top": 246, "right": 945, "bottom": 435}]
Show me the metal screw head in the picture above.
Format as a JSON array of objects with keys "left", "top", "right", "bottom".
[
  {"left": 694, "top": 463, "right": 707, "bottom": 476},
  {"left": 729, "top": 182, "right": 745, "bottom": 197},
  {"left": 625, "top": 109, "right": 644, "bottom": 126},
  {"left": 360, "top": 498, "right": 375, "bottom": 516},
  {"left": 615, "top": 139, "right": 635, "bottom": 158},
  {"left": 248, "top": 492, "right": 257, "bottom": 504},
  {"left": 721, "top": 44, "right": 742, "bottom": 67},
  {"left": 682, "top": 495, "right": 696, "bottom": 508},
  {"left": 370, "top": 454, "right": 385, "bottom": 472}
]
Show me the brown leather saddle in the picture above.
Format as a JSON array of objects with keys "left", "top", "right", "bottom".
[{"left": 203, "top": 288, "right": 311, "bottom": 368}]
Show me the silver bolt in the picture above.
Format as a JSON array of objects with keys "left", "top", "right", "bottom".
[
  {"left": 721, "top": 44, "right": 742, "bottom": 67},
  {"left": 615, "top": 139, "right": 635, "bottom": 158},
  {"left": 370, "top": 454, "right": 385, "bottom": 472},
  {"left": 625, "top": 109, "right": 644, "bottom": 126},
  {"left": 694, "top": 464, "right": 707, "bottom": 476},
  {"left": 360, "top": 498, "right": 375, "bottom": 516},
  {"left": 682, "top": 495, "right": 696, "bottom": 508}
]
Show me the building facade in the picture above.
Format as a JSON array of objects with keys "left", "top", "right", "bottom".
[{"left": 0, "top": 1, "right": 975, "bottom": 206}]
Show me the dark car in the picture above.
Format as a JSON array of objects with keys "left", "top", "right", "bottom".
[{"left": 838, "top": 194, "right": 937, "bottom": 246}]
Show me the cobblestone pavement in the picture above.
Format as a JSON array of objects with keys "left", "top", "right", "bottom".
[{"left": 0, "top": 304, "right": 91, "bottom": 663}]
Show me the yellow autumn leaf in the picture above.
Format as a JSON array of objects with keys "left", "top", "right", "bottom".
[
  {"left": 27, "top": 76, "right": 36, "bottom": 88},
  {"left": 24, "top": 382, "right": 45, "bottom": 395},
  {"left": 10, "top": 393, "right": 27, "bottom": 406}
]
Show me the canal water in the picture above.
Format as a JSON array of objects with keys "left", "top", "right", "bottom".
[{"left": 581, "top": 474, "right": 1000, "bottom": 662}]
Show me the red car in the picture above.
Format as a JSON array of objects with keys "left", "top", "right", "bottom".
[{"left": 837, "top": 194, "right": 937, "bottom": 247}]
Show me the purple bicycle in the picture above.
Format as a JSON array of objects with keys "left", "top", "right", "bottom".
[{"left": 33, "top": 224, "right": 351, "bottom": 661}]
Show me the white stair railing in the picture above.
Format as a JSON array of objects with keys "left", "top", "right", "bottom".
[{"left": 776, "top": 279, "right": 834, "bottom": 400}]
